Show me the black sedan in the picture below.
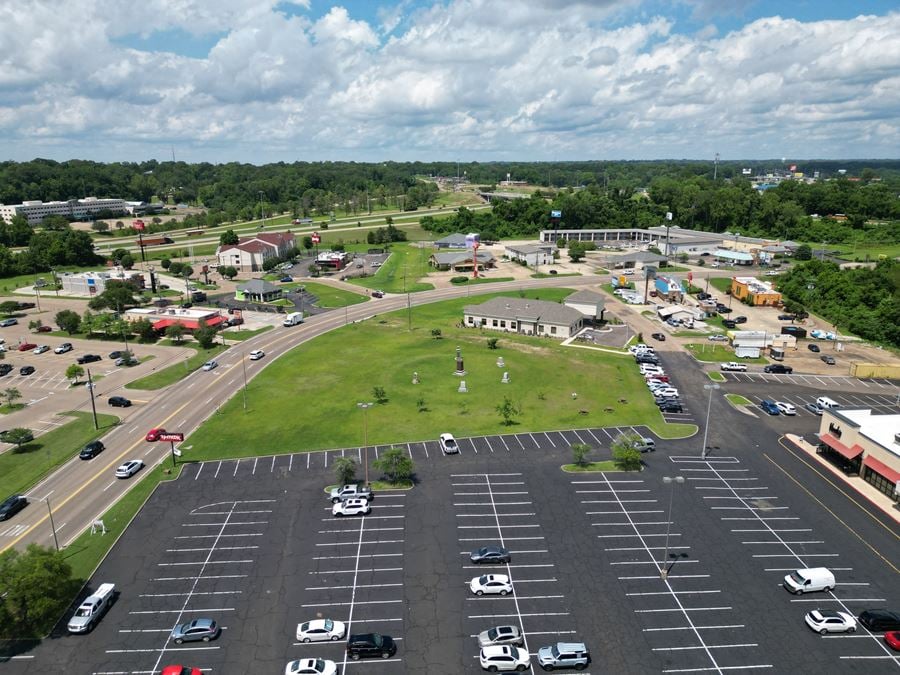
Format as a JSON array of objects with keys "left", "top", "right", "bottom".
[
  {"left": 651, "top": 332, "right": 666, "bottom": 341},
  {"left": 808, "top": 344, "right": 820, "bottom": 353},
  {"left": 19, "top": 365, "right": 35, "bottom": 376},
  {"left": 0, "top": 495, "right": 28, "bottom": 521},
  {"left": 470, "top": 545, "right": 511, "bottom": 564}
]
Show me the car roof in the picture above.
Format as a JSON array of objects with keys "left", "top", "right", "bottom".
[
  {"left": 549, "top": 642, "right": 588, "bottom": 651},
  {"left": 482, "top": 644, "right": 517, "bottom": 656}
]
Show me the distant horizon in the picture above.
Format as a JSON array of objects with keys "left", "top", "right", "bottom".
[{"left": 2, "top": 1, "right": 899, "bottom": 164}]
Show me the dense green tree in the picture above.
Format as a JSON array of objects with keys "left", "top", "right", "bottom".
[
  {"left": 220, "top": 229, "right": 239, "bottom": 245},
  {"left": 88, "top": 280, "right": 140, "bottom": 311},
  {"left": 794, "top": 244, "right": 812, "bottom": 260},
  {"left": 55, "top": 309, "right": 81, "bottom": 334},
  {"left": 373, "top": 447, "right": 414, "bottom": 483},
  {"left": 334, "top": 457, "right": 357, "bottom": 486},
  {"left": 165, "top": 323, "right": 185, "bottom": 343},
  {"left": 219, "top": 265, "right": 238, "bottom": 280},
  {"left": 0, "top": 544, "right": 78, "bottom": 637},
  {"left": 193, "top": 322, "right": 217, "bottom": 349}
]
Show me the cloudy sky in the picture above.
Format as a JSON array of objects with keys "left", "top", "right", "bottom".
[{"left": 1, "top": 0, "right": 898, "bottom": 164}]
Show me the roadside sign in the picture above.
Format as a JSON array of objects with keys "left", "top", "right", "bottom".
[
  {"left": 173, "top": 448, "right": 182, "bottom": 457},
  {"left": 133, "top": 220, "right": 145, "bottom": 231},
  {"left": 159, "top": 432, "right": 184, "bottom": 442},
  {"left": 311, "top": 233, "right": 321, "bottom": 244}
]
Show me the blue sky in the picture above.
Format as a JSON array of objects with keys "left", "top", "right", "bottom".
[{"left": 1, "top": 1, "right": 898, "bottom": 164}]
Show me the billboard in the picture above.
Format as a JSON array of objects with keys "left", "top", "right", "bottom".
[
  {"left": 550, "top": 210, "right": 562, "bottom": 219},
  {"left": 465, "top": 233, "right": 480, "bottom": 249},
  {"left": 133, "top": 219, "right": 145, "bottom": 231}
]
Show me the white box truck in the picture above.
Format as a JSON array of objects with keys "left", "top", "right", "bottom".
[
  {"left": 282, "top": 311, "right": 304, "bottom": 327},
  {"left": 68, "top": 583, "right": 115, "bottom": 633}
]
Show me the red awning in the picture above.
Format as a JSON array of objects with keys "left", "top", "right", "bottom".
[
  {"left": 863, "top": 455, "right": 900, "bottom": 484},
  {"left": 152, "top": 315, "right": 226, "bottom": 331},
  {"left": 818, "top": 433, "right": 864, "bottom": 460}
]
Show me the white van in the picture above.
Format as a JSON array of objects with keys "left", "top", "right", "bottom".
[
  {"left": 282, "top": 312, "right": 304, "bottom": 327},
  {"left": 783, "top": 567, "right": 835, "bottom": 595},
  {"left": 816, "top": 396, "right": 839, "bottom": 410}
]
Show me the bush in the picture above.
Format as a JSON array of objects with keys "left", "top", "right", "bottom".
[{"left": 450, "top": 276, "right": 469, "bottom": 284}]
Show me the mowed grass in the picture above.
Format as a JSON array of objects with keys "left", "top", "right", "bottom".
[
  {"left": 685, "top": 343, "right": 768, "bottom": 364},
  {"left": 125, "top": 343, "right": 228, "bottom": 390},
  {"left": 185, "top": 289, "right": 694, "bottom": 460},
  {"left": 297, "top": 282, "right": 369, "bottom": 308},
  {"left": 348, "top": 243, "right": 435, "bottom": 293},
  {"left": 0, "top": 411, "right": 119, "bottom": 496}
]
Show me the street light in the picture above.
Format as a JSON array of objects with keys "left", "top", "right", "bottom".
[
  {"left": 258, "top": 191, "right": 266, "bottom": 229},
  {"left": 357, "top": 402, "right": 373, "bottom": 485},
  {"left": 701, "top": 384, "right": 720, "bottom": 459},
  {"left": 660, "top": 475, "right": 685, "bottom": 579}
]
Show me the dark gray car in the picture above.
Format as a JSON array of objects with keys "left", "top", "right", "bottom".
[{"left": 470, "top": 545, "right": 511, "bottom": 564}]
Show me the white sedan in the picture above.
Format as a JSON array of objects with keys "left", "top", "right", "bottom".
[
  {"left": 470, "top": 574, "right": 513, "bottom": 596},
  {"left": 249, "top": 350, "right": 265, "bottom": 360},
  {"left": 296, "top": 618, "right": 346, "bottom": 643},
  {"left": 775, "top": 401, "right": 797, "bottom": 415},
  {"left": 332, "top": 498, "right": 370, "bottom": 517},
  {"left": 439, "top": 433, "right": 459, "bottom": 454},
  {"left": 805, "top": 609, "right": 857, "bottom": 635},
  {"left": 201, "top": 360, "right": 218, "bottom": 371},
  {"left": 285, "top": 659, "right": 337, "bottom": 675},
  {"left": 115, "top": 459, "right": 144, "bottom": 479},
  {"left": 33, "top": 345, "right": 50, "bottom": 354},
  {"left": 707, "top": 334, "right": 728, "bottom": 342}
]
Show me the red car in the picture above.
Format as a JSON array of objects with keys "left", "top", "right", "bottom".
[
  {"left": 886, "top": 631, "right": 900, "bottom": 651},
  {"left": 161, "top": 667, "right": 202, "bottom": 675},
  {"left": 18, "top": 342, "right": 37, "bottom": 351},
  {"left": 36, "top": 325, "right": 52, "bottom": 333},
  {"left": 146, "top": 428, "right": 166, "bottom": 442}
]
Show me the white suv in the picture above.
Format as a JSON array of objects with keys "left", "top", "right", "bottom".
[
  {"left": 479, "top": 645, "right": 530, "bottom": 672},
  {"left": 332, "top": 499, "right": 370, "bottom": 517}
]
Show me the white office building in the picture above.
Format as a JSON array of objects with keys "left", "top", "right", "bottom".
[{"left": 0, "top": 197, "right": 130, "bottom": 225}]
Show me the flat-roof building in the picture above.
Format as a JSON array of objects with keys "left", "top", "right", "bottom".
[{"left": 0, "top": 197, "right": 130, "bottom": 225}]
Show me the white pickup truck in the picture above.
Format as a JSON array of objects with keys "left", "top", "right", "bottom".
[
  {"left": 720, "top": 362, "right": 748, "bottom": 372},
  {"left": 329, "top": 484, "right": 373, "bottom": 503},
  {"left": 68, "top": 583, "right": 115, "bottom": 633}
]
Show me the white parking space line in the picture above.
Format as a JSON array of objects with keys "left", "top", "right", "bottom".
[
  {"left": 644, "top": 624, "right": 744, "bottom": 632},
  {"left": 542, "top": 432, "right": 556, "bottom": 447}
]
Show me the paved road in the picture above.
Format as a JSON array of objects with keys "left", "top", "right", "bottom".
[{"left": 0, "top": 275, "right": 604, "bottom": 555}]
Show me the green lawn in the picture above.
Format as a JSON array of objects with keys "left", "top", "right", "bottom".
[
  {"left": 685, "top": 343, "right": 768, "bottom": 364},
  {"left": 562, "top": 461, "right": 624, "bottom": 472},
  {"left": 707, "top": 371, "right": 726, "bottom": 382},
  {"left": 293, "top": 282, "right": 369, "bottom": 308},
  {"left": 530, "top": 272, "right": 583, "bottom": 279},
  {"left": 223, "top": 326, "right": 274, "bottom": 341},
  {"left": 125, "top": 343, "right": 228, "bottom": 390},
  {"left": 0, "top": 411, "right": 119, "bottom": 497},
  {"left": 709, "top": 277, "right": 732, "bottom": 293},
  {"left": 347, "top": 243, "right": 435, "bottom": 293},
  {"left": 726, "top": 393, "right": 753, "bottom": 405},
  {"left": 184, "top": 289, "right": 694, "bottom": 460}
]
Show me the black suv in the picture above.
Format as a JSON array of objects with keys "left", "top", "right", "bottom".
[
  {"left": 108, "top": 396, "right": 132, "bottom": 408},
  {"left": 0, "top": 364, "right": 13, "bottom": 376},
  {"left": 77, "top": 354, "right": 102, "bottom": 364},
  {"left": 0, "top": 494, "right": 28, "bottom": 521},
  {"left": 858, "top": 609, "right": 900, "bottom": 632},
  {"left": 346, "top": 633, "right": 396, "bottom": 660},
  {"left": 764, "top": 364, "right": 793, "bottom": 374},
  {"left": 79, "top": 440, "right": 105, "bottom": 460}
]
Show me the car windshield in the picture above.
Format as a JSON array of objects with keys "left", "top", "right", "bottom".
[
  {"left": 300, "top": 622, "right": 309, "bottom": 631},
  {"left": 372, "top": 634, "right": 383, "bottom": 647},
  {"left": 479, "top": 575, "right": 489, "bottom": 584},
  {"left": 487, "top": 627, "right": 500, "bottom": 640},
  {"left": 789, "top": 571, "right": 806, "bottom": 585},
  {"left": 323, "top": 619, "right": 333, "bottom": 631}
]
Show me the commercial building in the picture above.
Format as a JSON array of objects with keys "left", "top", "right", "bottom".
[
  {"left": 816, "top": 408, "right": 900, "bottom": 503},
  {"left": 429, "top": 250, "right": 496, "bottom": 272},
  {"left": 433, "top": 233, "right": 469, "bottom": 249},
  {"left": 124, "top": 307, "right": 226, "bottom": 332},
  {"left": 731, "top": 277, "right": 782, "bottom": 306},
  {"left": 60, "top": 269, "right": 145, "bottom": 297},
  {"left": 215, "top": 232, "right": 296, "bottom": 272},
  {"left": 463, "top": 296, "right": 586, "bottom": 339},
  {"left": 0, "top": 197, "right": 130, "bottom": 225},
  {"left": 235, "top": 279, "right": 283, "bottom": 303},
  {"left": 504, "top": 243, "right": 557, "bottom": 267},
  {"left": 653, "top": 275, "right": 683, "bottom": 302}
]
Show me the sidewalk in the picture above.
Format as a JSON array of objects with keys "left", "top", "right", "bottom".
[{"left": 784, "top": 433, "right": 899, "bottom": 525}]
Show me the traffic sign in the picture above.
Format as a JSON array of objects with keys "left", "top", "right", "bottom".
[
  {"left": 133, "top": 220, "right": 145, "bottom": 231},
  {"left": 311, "top": 232, "right": 321, "bottom": 244},
  {"left": 158, "top": 432, "right": 184, "bottom": 442}
]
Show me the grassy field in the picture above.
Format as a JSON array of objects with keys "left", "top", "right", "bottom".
[
  {"left": 222, "top": 325, "right": 274, "bottom": 341},
  {"left": 125, "top": 343, "right": 228, "bottom": 390},
  {"left": 294, "top": 282, "right": 369, "bottom": 308},
  {"left": 348, "top": 243, "right": 435, "bottom": 293},
  {"left": 707, "top": 371, "right": 726, "bottom": 382},
  {"left": 0, "top": 411, "right": 119, "bottom": 497},
  {"left": 708, "top": 277, "right": 732, "bottom": 293},
  {"left": 562, "top": 461, "right": 623, "bottom": 472},
  {"left": 185, "top": 288, "right": 694, "bottom": 460},
  {"left": 685, "top": 343, "right": 768, "bottom": 364},
  {"left": 726, "top": 393, "right": 753, "bottom": 405}
]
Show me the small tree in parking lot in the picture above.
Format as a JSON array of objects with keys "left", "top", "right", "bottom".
[
  {"left": 611, "top": 432, "right": 643, "bottom": 471},
  {"left": 373, "top": 447, "right": 413, "bottom": 484},
  {"left": 66, "top": 364, "right": 84, "bottom": 383},
  {"left": 571, "top": 443, "right": 592, "bottom": 467},
  {"left": 334, "top": 457, "right": 357, "bottom": 486}
]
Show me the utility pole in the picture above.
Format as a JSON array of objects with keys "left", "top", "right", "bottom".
[
  {"left": 87, "top": 369, "right": 99, "bottom": 429},
  {"left": 46, "top": 498, "right": 59, "bottom": 551},
  {"left": 357, "top": 402, "right": 373, "bottom": 486}
]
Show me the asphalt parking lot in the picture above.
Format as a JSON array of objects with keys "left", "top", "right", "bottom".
[{"left": 7, "top": 404, "right": 898, "bottom": 674}]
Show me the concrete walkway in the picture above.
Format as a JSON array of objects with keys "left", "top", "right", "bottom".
[{"left": 784, "top": 433, "right": 899, "bottom": 525}]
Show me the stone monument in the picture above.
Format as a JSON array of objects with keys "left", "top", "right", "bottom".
[
  {"left": 458, "top": 380, "right": 468, "bottom": 393},
  {"left": 501, "top": 371, "right": 510, "bottom": 384},
  {"left": 496, "top": 356, "right": 505, "bottom": 368},
  {"left": 454, "top": 345, "right": 466, "bottom": 376},
  {"left": 412, "top": 371, "right": 419, "bottom": 384}
]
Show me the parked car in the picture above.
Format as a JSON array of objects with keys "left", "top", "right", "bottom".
[
  {"left": 249, "top": 349, "right": 265, "bottom": 360},
  {"left": 807, "top": 344, "right": 820, "bottom": 353},
  {"left": 171, "top": 618, "right": 220, "bottom": 644},
  {"left": 0, "top": 495, "right": 28, "bottom": 521},
  {"left": 345, "top": 633, "right": 396, "bottom": 660},
  {"left": 108, "top": 350, "right": 123, "bottom": 359},
  {"left": 478, "top": 625, "right": 524, "bottom": 648},
  {"left": 0, "top": 364, "right": 12, "bottom": 376},
  {"left": 146, "top": 428, "right": 166, "bottom": 442},
  {"left": 804, "top": 403, "right": 824, "bottom": 415},
  {"left": 775, "top": 401, "right": 797, "bottom": 416},
  {"left": 0, "top": 318, "right": 18, "bottom": 327},
  {"left": 77, "top": 354, "right": 102, "bottom": 364},
  {"left": 279, "top": 276, "right": 293, "bottom": 283},
  {"left": 778, "top": 314, "right": 795, "bottom": 321},
  {"left": 109, "top": 396, "right": 132, "bottom": 408},
  {"left": 760, "top": 400, "right": 781, "bottom": 416},
  {"left": 764, "top": 364, "right": 793, "bottom": 374},
  {"left": 537, "top": 642, "right": 591, "bottom": 671},
  {"left": 296, "top": 618, "right": 346, "bottom": 643},
  {"left": 19, "top": 366, "right": 35, "bottom": 376},
  {"left": 162, "top": 667, "right": 202, "bottom": 675},
  {"left": 284, "top": 659, "right": 337, "bottom": 675},
  {"left": 658, "top": 401, "right": 684, "bottom": 413},
  {"left": 18, "top": 342, "right": 37, "bottom": 351},
  {"left": 470, "top": 574, "right": 513, "bottom": 596},
  {"left": 734, "top": 316, "right": 747, "bottom": 324},
  {"left": 202, "top": 360, "right": 219, "bottom": 371},
  {"left": 115, "top": 459, "right": 144, "bottom": 478},
  {"left": 470, "top": 545, "right": 511, "bottom": 564},
  {"left": 439, "top": 432, "right": 459, "bottom": 455},
  {"left": 79, "top": 441, "right": 105, "bottom": 460},
  {"left": 33, "top": 345, "right": 50, "bottom": 354},
  {"left": 805, "top": 610, "right": 857, "bottom": 635},
  {"left": 697, "top": 292, "right": 711, "bottom": 300},
  {"left": 54, "top": 342, "right": 73, "bottom": 354},
  {"left": 821, "top": 355, "right": 836, "bottom": 365},
  {"left": 651, "top": 332, "right": 666, "bottom": 341},
  {"left": 885, "top": 631, "right": 900, "bottom": 651},
  {"left": 479, "top": 645, "right": 530, "bottom": 672},
  {"left": 858, "top": 609, "right": 900, "bottom": 632},
  {"left": 370, "top": 290, "right": 385, "bottom": 298},
  {"left": 707, "top": 334, "right": 728, "bottom": 342},
  {"left": 332, "top": 498, "right": 371, "bottom": 517},
  {"left": 115, "top": 356, "right": 137, "bottom": 367}
]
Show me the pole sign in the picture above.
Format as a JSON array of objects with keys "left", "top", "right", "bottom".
[
  {"left": 133, "top": 220, "right": 145, "bottom": 231},
  {"left": 311, "top": 232, "right": 321, "bottom": 244},
  {"left": 158, "top": 432, "right": 184, "bottom": 443},
  {"left": 551, "top": 210, "right": 562, "bottom": 219}
]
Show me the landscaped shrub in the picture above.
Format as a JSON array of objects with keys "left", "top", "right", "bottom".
[{"left": 450, "top": 276, "right": 468, "bottom": 284}]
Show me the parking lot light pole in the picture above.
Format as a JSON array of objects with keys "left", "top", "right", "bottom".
[
  {"left": 357, "top": 402, "right": 373, "bottom": 486},
  {"left": 660, "top": 475, "right": 684, "bottom": 579},
  {"left": 702, "top": 384, "right": 720, "bottom": 459}
]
